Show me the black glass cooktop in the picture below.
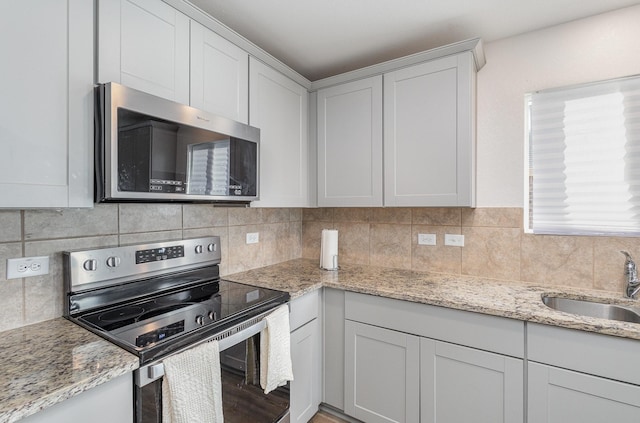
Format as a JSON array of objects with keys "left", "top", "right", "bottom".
[
  {"left": 73, "top": 268, "right": 288, "bottom": 358},
  {"left": 81, "top": 280, "right": 223, "bottom": 332}
]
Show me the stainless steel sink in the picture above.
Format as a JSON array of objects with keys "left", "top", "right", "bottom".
[{"left": 542, "top": 296, "right": 640, "bottom": 324}]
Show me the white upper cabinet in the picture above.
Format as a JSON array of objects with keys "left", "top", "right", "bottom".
[
  {"left": 98, "top": 0, "right": 190, "bottom": 104},
  {"left": 315, "top": 45, "right": 480, "bottom": 208},
  {"left": 190, "top": 21, "right": 249, "bottom": 123},
  {"left": 249, "top": 58, "right": 310, "bottom": 207},
  {"left": 384, "top": 52, "right": 476, "bottom": 207},
  {"left": 0, "top": 0, "right": 93, "bottom": 208},
  {"left": 317, "top": 76, "right": 383, "bottom": 207}
]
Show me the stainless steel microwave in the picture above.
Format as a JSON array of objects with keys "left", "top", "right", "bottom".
[{"left": 95, "top": 82, "right": 259, "bottom": 203}]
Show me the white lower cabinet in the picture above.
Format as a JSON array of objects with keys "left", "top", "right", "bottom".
[
  {"left": 421, "top": 339, "right": 523, "bottom": 423},
  {"left": 343, "top": 292, "right": 525, "bottom": 423},
  {"left": 345, "top": 320, "right": 420, "bottom": 423},
  {"left": 527, "top": 323, "right": 640, "bottom": 423},
  {"left": 332, "top": 293, "right": 640, "bottom": 423},
  {"left": 289, "top": 291, "right": 322, "bottom": 423},
  {"left": 323, "top": 288, "right": 346, "bottom": 411},
  {"left": 344, "top": 321, "right": 523, "bottom": 423},
  {"left": 290, "top": 318, "right": 322, "bottom": 423},
  {"left": 18, "top": 374, "right": 133, "bottom": 423},
  {"left": 528, "top": 362, "right": 640, "bottom": 423}
]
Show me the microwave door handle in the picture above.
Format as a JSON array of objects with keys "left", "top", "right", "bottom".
[{"left": 136, "top": 319, "right": 267, "bottom": 387}]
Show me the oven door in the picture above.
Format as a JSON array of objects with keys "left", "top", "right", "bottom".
[{"left": 135, "top": 317, "right": 290, "bottom": 423}]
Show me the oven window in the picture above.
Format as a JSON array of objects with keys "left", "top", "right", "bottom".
[{"left": 136, "top": 334, "right": 289, "bottom": 423}]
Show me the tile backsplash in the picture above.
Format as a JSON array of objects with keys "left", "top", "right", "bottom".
[
  {"left": 302, "top": 207, "right": 640, "bottom": 296},
  {"left": 0, "top": 204, "right": 302, "bottom": 332},
  {"left": 2, "top": 205, "right": 639, "bottom": 332}
]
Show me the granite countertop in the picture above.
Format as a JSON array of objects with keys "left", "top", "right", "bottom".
[
  {"left": 225, "top": 258, "right": 640, "bottom": 341},
  {"left": 3, "top": 258, "right": 639, "bottom": 422},
  {"left": 0, "top": 318, "right": 139, "bottom": 423}
]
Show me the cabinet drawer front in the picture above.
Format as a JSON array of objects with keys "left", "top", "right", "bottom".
[
  {"left": 345, "top": 291, "right": 524, "bottom": 357},
  {"left": 528, "top": 323, "right": 640, "bottom": 385},
  {"left": 528, "top": 362, "right": 640, "bottom": 423},
  {"left": 289, "top": 290, "right": 319, "bottom": 331}
]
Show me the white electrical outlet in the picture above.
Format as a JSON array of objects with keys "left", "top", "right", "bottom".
[
  {"left": 444, "top": 234, "right": 465, "bottom": 247},
  {"left": 246, "top": 232, "right": 259, "bottom": 244},
  {"left": 417, "top": 233, "right": 437, "bottom": 246},
  {"left": 7, "top": 256, "right": 50, "bottom": 279}
]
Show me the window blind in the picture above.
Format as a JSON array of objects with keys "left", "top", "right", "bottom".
[{"left": 529, "top": 75, "right": 640, "bottom": 235}]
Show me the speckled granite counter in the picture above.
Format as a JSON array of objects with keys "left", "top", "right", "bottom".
[
  {"left": 225, "top": 258, "right": 640, "bottom": 341},
  {"left": 4, "top": 258, "right": 639, "bottom": 422},
  {"left": 0, "top": 318, "right": 139, "bottom": 423}
]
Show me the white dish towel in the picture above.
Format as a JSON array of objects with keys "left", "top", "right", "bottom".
[
  {"left": 260, "top": 304, "right": 294, "bottom": 394},
  {"left": 162, "top": 340, "right": 224, "bottom": 423}
]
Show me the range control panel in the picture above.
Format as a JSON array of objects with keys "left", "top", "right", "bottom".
[
  {"left": 136, "top": 245, "right": 185, "bottom": 264},
  {"left": 65, "top": 237, "right": 221, "bottom": 291}
]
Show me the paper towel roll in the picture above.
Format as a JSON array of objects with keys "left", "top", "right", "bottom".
[{"left": 320, "top": 229, "right": 339, "bottom": 270}]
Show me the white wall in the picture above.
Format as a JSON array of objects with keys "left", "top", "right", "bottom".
[{"left": 476, "top": 4, "right": 640, "bottom": 207}]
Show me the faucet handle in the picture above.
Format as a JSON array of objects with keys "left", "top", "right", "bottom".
[
  {"left": 621, "top": 251, "right": 638, "bottom": 278},
  {"left": 621, "top": 251, "right": 635, "bottom": 263}
]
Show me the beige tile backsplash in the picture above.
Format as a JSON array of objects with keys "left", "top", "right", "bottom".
[
  {"left": 0, "top": 206, "right": 302, "bottom": 332},
  {"left": 1, "top": 205, "right": 638, "bottom": 332},
  {"left": 302, "top": 207, "right": 638, "bottom": 295}
]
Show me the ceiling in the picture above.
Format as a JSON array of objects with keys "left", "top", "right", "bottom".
[{"left": 188, "top": 0, "right": 640, "bottom": 81}]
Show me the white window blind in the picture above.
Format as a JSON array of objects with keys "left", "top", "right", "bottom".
[{"left": 528, "top": 75, "right": 640, "bottom": 235}]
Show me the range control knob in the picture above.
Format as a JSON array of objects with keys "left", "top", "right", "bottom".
[
  {"left": 208, "top": 310, "right": 216, "bottom": 320},
  {"left": 195, "top": 315, "right": 205, "bottom": 325},
  {"left": 207, "top": 243, "right": 216, "bottom": 252},
  {"left": 106, "top": 256, "right": 121, "bottom": 268},
  {"left": 83, "top": 259, "right": 98, "bottom": 271},
  {"left": 195, "top": 245, "right": 203, "bottom": 254}
]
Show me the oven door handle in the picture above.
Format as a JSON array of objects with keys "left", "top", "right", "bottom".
[{"left": 136, "top": 317, "right": 267, "bottom": 388}]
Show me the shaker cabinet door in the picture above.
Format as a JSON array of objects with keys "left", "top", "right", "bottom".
[
  {"left": 421, "top": 338, "right": 524, "bottom": 423},
  {"left": 345, "top": 320, "right": 420, "bottom": 423},
  {"left": 190, "top": 21, "right": 249, "bottom": 123},
  {"left": 290, "top": 318, "right": 322, "bottom": 423},
  {"left": 528, "top": 362, "right": 640, "bottom": 423},
  {"left": 317, "top": 75, "right": 383, "bottom": 206},
  {"left": 98, "top": 0, "right": 190, "bottom": 103},
  {"left": 249, "top": 58, "right": 310, "bottom": 207},
  {"left": 0, "top": 0, "right": 93, "bottom": 208},
  {"left": 384, "top": 52, "right": 475, "bottom": 207}
]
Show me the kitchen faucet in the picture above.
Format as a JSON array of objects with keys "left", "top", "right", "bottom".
[{"left": 621, "top": 251, "right": 640, "bottom": 299}]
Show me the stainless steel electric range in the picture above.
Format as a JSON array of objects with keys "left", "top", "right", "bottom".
[{"left": 64, "top": 236, "right": 290, "bottom": 423}]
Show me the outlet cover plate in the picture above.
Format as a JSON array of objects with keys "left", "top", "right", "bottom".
[
  {"left": 444, "top": 234, "right": 465, "bottom": 247},
  {"left": 418, "top": 233, "right": 437, "bottom": 246},
  {"left": 7, "top": 256, "right": 50, "bottom": 279},
  {"left": 246, "top": 232, "right": 259, "bottom": 244}
]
